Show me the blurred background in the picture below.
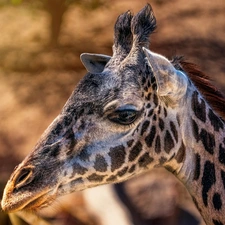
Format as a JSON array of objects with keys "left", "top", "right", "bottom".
[{"left": 0, "top": 0, "right": 224, "bottom": 224}]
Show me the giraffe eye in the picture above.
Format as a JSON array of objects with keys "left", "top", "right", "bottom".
[{"left": 108, "top": 110, "right": 139, "bottom": 125}]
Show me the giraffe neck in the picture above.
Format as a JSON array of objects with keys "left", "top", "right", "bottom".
[{"left": 175, "top": 87, "right": 225, "bottom": 225}]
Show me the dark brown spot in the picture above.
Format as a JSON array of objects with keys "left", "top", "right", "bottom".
[
  {"left": 127, "top": 139, "right": 134, "bottom": 147},
  {"left": 153, "top": 94, "right": 158, "bottom": 106},
  {"left": 144, "top": 86, "right": 148, "bottom": 92},
  {"left": 164, "top": 107, "right": 167, "bottom": 117},
  {"left": 106, "top": 175, "right": 117, "bottom": 182},
  {"left": 128, "top": 165, "right": 135, "bottom": 173},
  {"left": 146, "top": 103, "right": 151, "bottom": 108},
  {"left": 155, "top": 135, "right": 161, "bottom": 153},
  {"left": 208, "top": 108, "right": 224, "bottom": 131},
  {"left": 191, "top": 91, "right": 206, "bottom": 122},
  {"left": 201, "top": 161, "right": 216, "bottom": 206},
  {"left": 164, "top": 130, "right": 174, "bottom": 154},
  {"left": 192, "top": 122, "right": 215, "bottom": 155},
  {"left": 159, "top": 118, "right": 165, "bottom": 131},
  {"left": 71, "top": 163, "right": 88, "bottom": 177},
  {"left": 192, "top": 119, "right": 199, "bottom": 142},
  {"left": 87, "top": 173, "right": 105, "bottom": 182},
  {"left": 157, "top": 106, "right": 161, "bottom": 115},
  {"left": 94, "top": 154, "right": 108, "bottom": 172},
  {"left": 151, "top": 75, "right": 156, "bottom": 84},
  {"left": 175, "top": 141, "right": 186, "bottom": 163},
  {"left": 145, "top": 126, "right": 156, "bottom": 147},
  {"left": 200, "top": 129, "right": 215, "bottom": 155},
  {"left": 141, "top": 120, "right": 150, "bottom": 135},
  {"left": 152, "top": 83, "right": 157, "bottom": 90},
  {"left": 148, "top": 109, "right": 154, "bottom": 117},
  {"left": 212, "top": 193, "right": 222, "bottom": 210},
  {"left": 129, "top": 141, "right": 143, "bottom": 161},
  {"left": 117, "top": 167, "right": 128, "bottom": 177},
  {"left": 219, "top": 144, "right": 225, "bottom": 166},
  {"left": 146, "top": 93, "right": 151, "bottom": 100},
  {"left": 138, "top": 152, "right": 153, "bottom": 168},
  {"left": 109, "top": 145, "right": 126, "bottom": 172},
  {"left": 142, "top": 76, "right": 146, "bottom": 85},
  {"left": 193, "top": 153, "right": 201, "bottom": 180}
]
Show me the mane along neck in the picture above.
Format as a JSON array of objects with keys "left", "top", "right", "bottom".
[{"left": 172, "top": 57, "right": 225, "bottom": 120}]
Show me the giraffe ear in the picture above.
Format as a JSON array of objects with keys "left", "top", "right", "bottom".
[
  {"left": 80, "top": 53, "right": 111, "bottom": 73},
  {"left": 143, "top": 47, "right": 188, "bottom": 101}
]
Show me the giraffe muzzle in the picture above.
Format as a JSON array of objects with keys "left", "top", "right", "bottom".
[{"left": 1, "top": 163, "right": 57, "bottom": 212}]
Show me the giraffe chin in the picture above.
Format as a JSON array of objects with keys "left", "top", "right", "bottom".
[{"left": 1, "top": 188, "right": 56, "bottom": 213}]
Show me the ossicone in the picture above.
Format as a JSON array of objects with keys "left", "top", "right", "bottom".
[
  {"left": 131, "top": 4, "right": 157, "bottom": 48},
  {"left": 113, "top": 10, "right": 133, "bottom": 55}
]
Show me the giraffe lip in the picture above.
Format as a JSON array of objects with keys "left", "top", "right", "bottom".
[
  {"left": 1, "top": 189, "right": 56, "bottom": 213},
  {"left": 22, "top": 191, "right": 56, "bottom": 211}
]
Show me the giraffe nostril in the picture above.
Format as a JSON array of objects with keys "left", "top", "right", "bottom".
[{"left": 14, "top": 166, "right": 34, "bottom": 190}]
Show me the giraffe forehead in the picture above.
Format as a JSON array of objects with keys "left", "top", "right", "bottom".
[
  {"left": 66, "top": 71, "right": 144, "bottom": 113},
  {"left": 74, "top": 72, "right": 119, "bottom": 98}
]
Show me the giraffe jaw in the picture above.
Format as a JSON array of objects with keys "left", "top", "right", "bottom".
[
  {"left": 1, "top": 185, "right": 56, "bottom": 213},
  {"left": 1, "top": 168, "right": 86, "bottom": 213}
]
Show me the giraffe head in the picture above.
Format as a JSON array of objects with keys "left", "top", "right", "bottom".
[{"left": 1, "top": 4, "right": 189, "bottom": 213}]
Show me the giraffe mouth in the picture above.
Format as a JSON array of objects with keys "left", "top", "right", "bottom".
[
  {"left": 1, "top": 188, "right": 56, "bottom": 213},
  {"left": 22, "top": 190, "right": 57, "bottom": 211}
]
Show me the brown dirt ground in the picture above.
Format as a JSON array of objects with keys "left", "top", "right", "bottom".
[{"left": 0, "top": 0, "right": 224, "bottom": 224}]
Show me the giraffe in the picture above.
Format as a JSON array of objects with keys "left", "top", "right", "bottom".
[{"left": 1, "top": 4, "right": 225, "bottom": 225}]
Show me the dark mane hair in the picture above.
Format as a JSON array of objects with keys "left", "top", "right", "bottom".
[{"left": 172, "top": 56, "right": 225, "bottom": 120}]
